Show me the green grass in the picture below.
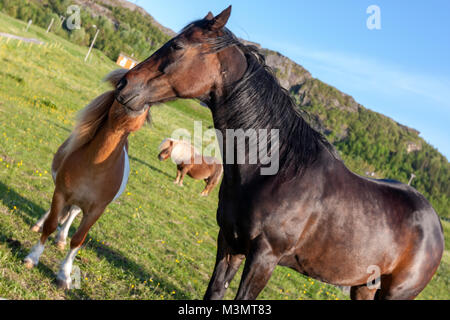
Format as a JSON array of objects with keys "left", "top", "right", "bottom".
[{"left": 0, "top": 12, "right": 448, "bottom": 300}]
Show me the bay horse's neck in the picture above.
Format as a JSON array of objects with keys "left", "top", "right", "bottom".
[{"left": 208, "top": 53, "right": 332, "bottom": 179}]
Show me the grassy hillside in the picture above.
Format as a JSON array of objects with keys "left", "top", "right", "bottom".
[
  {"left": 0, "top": 0, "right": 171, "bottom": 61},
  {"left": 0, "top": 13, "right": 448, "bottom": 300},
  {"left": 1, "top": 0, "right": 448, "bottom": 220}
]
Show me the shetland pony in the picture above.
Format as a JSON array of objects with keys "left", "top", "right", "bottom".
[
  {"left": 115, "top": 7, "right": 444, "bottom": 300},
  {"left": 158, "top": 138, "right": 223, "bottom": 196},
  {"left": 24, "top": 69, "right": 150, "bottom": 289}
]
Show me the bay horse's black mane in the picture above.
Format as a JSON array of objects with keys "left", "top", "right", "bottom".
[{"left": 184, "top": 21, "right": 340, "bottom": 175}]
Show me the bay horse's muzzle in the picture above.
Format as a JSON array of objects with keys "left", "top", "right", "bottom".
[{"left": 115, "top": 76, "right": 147, "bottom": 112}]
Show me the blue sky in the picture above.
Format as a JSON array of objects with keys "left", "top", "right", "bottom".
[{"left": 136, "top": 0, "right": 450, "bottom": 159}]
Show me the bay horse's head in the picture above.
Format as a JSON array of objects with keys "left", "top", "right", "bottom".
[{"left": 116, "top": 6, "right": 247, "bottom": 109}]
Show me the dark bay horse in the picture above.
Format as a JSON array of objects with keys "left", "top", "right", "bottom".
[
  {"left": 158, "top": 138, "right": 223, "bottom": 196},
  {"left": 115, "top": 6, "right": 444, "bottom": 299},
  {"left": 24, "top": 69, "right": 150, "bottom": 289}
]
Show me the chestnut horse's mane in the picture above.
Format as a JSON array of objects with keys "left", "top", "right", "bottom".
[{"left": 57, "top": 69, "right": 128, "bottom": 163}]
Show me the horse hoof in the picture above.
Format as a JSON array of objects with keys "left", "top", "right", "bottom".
[
  {"left": 30, "top": 225, "right": 42, "bottom": 233},
  {"left": 55, "top": 241, "right": 66, "bottom": 251},
  {"left": 23, "top": 258, "right": 35, "bottom": 269},
  {"left": 56, "top": 278, "right": 71, "bottom": 290}
]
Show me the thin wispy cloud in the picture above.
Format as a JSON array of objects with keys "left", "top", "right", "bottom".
[{"left": 274, "top": 43, "right": 450, "bottom": 110}]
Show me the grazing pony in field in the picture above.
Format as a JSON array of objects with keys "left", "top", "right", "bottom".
[
  {"left": 25, "top": 69, "right": 150, "bottom": 289},
  {"left": 158, "top": 138, "right": 223, "bottom": 196},
  {"left": 114, "top": 6, "right": 444, "bottom": 299}
]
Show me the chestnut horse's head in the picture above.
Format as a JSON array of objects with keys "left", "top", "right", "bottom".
[{"left": 116, "top": 6, "right": 247, "bottom": 109}]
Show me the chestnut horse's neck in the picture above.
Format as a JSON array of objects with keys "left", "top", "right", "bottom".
[{"left": 87, "top": 102, "right": 148, "bottom": 164}]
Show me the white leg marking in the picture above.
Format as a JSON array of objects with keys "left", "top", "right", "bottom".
[
  {"left": 56, "top": 247, "right": 80, "bottom": 289},
  {"left": 24, "top": 240, "right": 45, "bottom": 267},
  {"left": 31, "top": 210, "right": 50, "bottom": 232},
  {"left": 55, "top": 207, "right": 81, "bottom": 246}
]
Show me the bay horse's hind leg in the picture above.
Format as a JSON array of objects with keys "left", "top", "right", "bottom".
[
  {"left": 204, "top": 230, "right": 245, "bottom": 300},
  {"left": 378, "top": 264, "right": 436, "bottom": 300},
  {"left": 350, "top": 284, "right": 378, "bottom": 300},
  {"left": 56, "top": 205, "right": 105, "bottom": 290},
  {"left": 54, "top": 206, "right": 82, "bottom": 250},
  {"left": 235, "top": 236, "right": 279, "bottom": 300},
  {"left": 24, "top": 192, "right": 66, "bottom": 268}
]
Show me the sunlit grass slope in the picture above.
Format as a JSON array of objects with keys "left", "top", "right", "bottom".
[{"left": 0, "top": 13, "right": 447, "bottom": 300}]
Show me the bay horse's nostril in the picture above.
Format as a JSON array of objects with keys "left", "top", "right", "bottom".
[{"left": 117, "top": 78, "right": 128, "bottom": 91}]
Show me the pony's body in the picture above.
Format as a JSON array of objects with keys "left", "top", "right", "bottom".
[
  {"left": 116, "top": 7, "right": 444, "bottom": 299},
  {"left": 25, "top": 69, "right": 149, "bottom": 289},
  {"left": 158, "top": 138, "right": 222, "bottom": 196}
]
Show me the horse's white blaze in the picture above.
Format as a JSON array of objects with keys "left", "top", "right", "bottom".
[
  {"left": 56, "top": 206, "right": 81, "bottom": 244},
  {"left": 113, "top": 147, "right": 130, "bottom": 201},
  {"left": 24, "top": 241, "right": 45, "bottom": 266},
  {"left": 57, "top": 247, "right": 80, "bottom": 286}
]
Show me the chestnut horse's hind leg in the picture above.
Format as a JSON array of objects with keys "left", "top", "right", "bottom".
[
  {"left": 56, "top": 205, "right": 105, "bottom": 290},
  {"left": 350, "top": 284, "right": 378, "bottom": 300},
  {"left": 235, "top": 236, "right": 279, "bottom": 300},
  {"left": 24, "top": 191, "right": 66, "bottom": 268},
  {"left": 54, "top": 206, "right": 82, "bottom": 250},
  {"left": 200, "top": 179, "right": 211, "bottom": 196},
  {"left": 30, "top": 209, "right": 51, "bottom": 233},
  {"left": 204, "top": 230, "right": 245, "bottom": 300},
  {"left": 201, "top": 166, "right": 223, "bottom": 196}
]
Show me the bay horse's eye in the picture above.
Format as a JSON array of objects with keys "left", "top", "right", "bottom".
[{"left": 172, "top": 42, "right": 183, "bottom": 51}]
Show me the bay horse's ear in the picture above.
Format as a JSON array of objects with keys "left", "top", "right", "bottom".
[
  {"left": 204, "top": 11, "right": 214, "bottom": 21},
  {"left": 210, "top": 5, "right": 232, "bottom": 30}
]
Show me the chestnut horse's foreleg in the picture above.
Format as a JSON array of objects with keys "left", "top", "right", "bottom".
[
  {"left": 235, "top": 236, "right": 279, "bottom": 300},
  {"left": 54, "top": 206, "right": 82, "bottom": 250},
  {"left": 56, "top": 205, "right": 105, "bottom": 290},
  {"left": 24, "top": 191, "right": 66, "bottom": 268},
  {"left": 204, "top": 230, "right": 244, "bottom": 300}
]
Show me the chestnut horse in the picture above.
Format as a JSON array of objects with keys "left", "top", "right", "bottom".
[
  {"left": 24, "top": 69, "right": 150, "bottom": 289},
  {"left": 115, "top": 7, "right": 444, "bottom": 299},
  {"left": 158, "top": 138, "right": 223, "bottom": 196}
]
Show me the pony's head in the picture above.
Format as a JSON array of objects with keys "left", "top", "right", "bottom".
[
  {"left": 116, "top": 6, "right": 248, "bottom": 109},
  {"left": 158, "top": 138, "right": 175, "bottom": 161},
  {"left": 158, "top": 138, "right": 198, "bottom": 164}
]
